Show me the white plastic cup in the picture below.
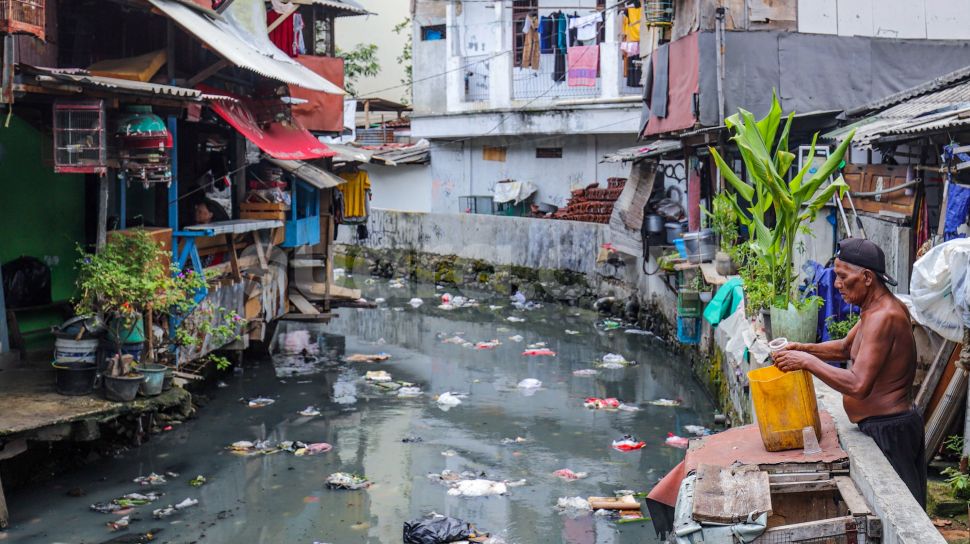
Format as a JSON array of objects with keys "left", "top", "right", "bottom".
[
  {"left": 802, "top": 426, "right": 822, "bottom": 455},
  {"left": 768, "top": 337, "right": 789, "bottom": 353}
]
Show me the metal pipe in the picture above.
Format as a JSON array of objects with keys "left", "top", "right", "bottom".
[{"left": 714, "top": 6, "right": 725, "bottom": 125}]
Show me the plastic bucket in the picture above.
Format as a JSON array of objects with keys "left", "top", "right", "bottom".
[
  {"left": 108, "top": 315, "right": 145, "bottom": 344},
  {"left": 162, "top": 367, "right": 174, "bottom": 391},
  {"left": 137, "top": 364, "right": 167, "bottom": 397},
  {"left": 54, "top": 337, "right": 99, "bottom": 364},
  {"left": 769, "top": 304, "right": 819, "bottom": 344},
  {"left": 53, "top": 361, "right": 97, "bottom": 396},
  {"left": 103, "top": 374, "right": 144, "bottom": 402},
  {"left": 747, "top": 365, "right": 822, "bottom": 452}
]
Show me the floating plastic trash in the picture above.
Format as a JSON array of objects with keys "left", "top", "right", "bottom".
[
  {"left": 648, "top": 398, "right": 681, "bottom": 407},
  {"left": 565, "top": 330, "right": 580, "bottom": 335},
  {"left": 522, "top": 348, "right": 556, "bottom": 356},
  {"left": 299, "top": 406, "right": 321, "bottom": 417},
  {"left": 553, "top": 469, "right": 588, "bottom": 480},
  {"left": 517, "top": 378, "right": 542, "bottom": 389},
  {"left": 346, "top": 353, "right": 391, "bottom": 363},
  {"left": 364, "top": 370, "right": 392, "bottom": 382},
  {"left": 326, "top": 472, "right": 371, "bottom": 490},
  {"left": 248, "top": 397, "right": 275, "bottom": 408},
  {"left": 500, "top": 436, "right": 527, "bottom": 445},
  {"left": 436, "top": 392, "right": 463, "bottom": 406},
  {"left": 189, "top": 475, "right": 206, "bottom": 487},
  {"left": 295, "top": 442, "right": 333, "bottom": 456},
  {"left": 475, "top": 340, "right": 502, "bottom": 350},
  {"left": 398, "top": 386, "right": 423, "bottom": 397},
  {"left": 664, "top": 433, "right": 689, "bottom": 449},
  {"left": 572, "top": 369, "right": 599, "bottom": 377},
  {"left": 684, "top": 425, "right": 711, "bottom": 436},
  {"left": 507, "top": 316, "right": 526, "bottom": 323},
  {"left": 612, "top": 435, "right": 647, "bottom": 452},
  {"left": 133, "top": 473, "right": 167, "bottom": 486},
  {"left": 447, "top": 479, "right": 507, "bottom": 497},
  {"left": 584, "top": 397, "right": 620, "bottom": 410},
  {"left": 408, "top": 298, "right": 424, "bottom": 308},
  {"left": 556, "top": 496, "right": 592, "bottom": 512},
  {"left": 508, "top": 335, "right": 524, "bottom": 342},
  {"left": 153, "top": 497, "right": 198, "bottom": 519}
]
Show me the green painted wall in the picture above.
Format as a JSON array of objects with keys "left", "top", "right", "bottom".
[{"left": 0, "top": 115, "right": 86, "bottom": 342}]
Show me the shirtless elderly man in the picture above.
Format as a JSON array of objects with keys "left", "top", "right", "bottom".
[{"left": 772, "top": 237, "right": 925, "bottom": 508}]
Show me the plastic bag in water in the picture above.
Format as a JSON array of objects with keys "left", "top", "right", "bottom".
[{"left": 403, "top": 514, "right": 476, "bottom": 544}]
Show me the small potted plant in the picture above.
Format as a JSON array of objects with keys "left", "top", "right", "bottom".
[
  {"left": 76, "top": 231, "right": 206, "bottom": 400},
  {"left": 710, "top": 92, "right": 855, "bottom": 343},
  {"left": 704, "top": 193, "right": 740, "bottom": 275}
]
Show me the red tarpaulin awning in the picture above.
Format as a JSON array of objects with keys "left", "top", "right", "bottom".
[{"left": 198, "top": 84, "right": 334, "bottom": 160}]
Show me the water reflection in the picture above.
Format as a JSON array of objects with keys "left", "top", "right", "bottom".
[{"left": 8, "top": 283, "right": 713, "bottom": 544}]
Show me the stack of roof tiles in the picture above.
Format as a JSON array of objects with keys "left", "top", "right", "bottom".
[{"left": 551, "top": 177, "right": 626, "bottom": 223}]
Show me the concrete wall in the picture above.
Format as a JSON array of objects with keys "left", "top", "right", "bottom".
[
  {"left": 363, "top": 163, "right": 433, "bottom": 213},
  {"left": 427, "top": 133, "right": 636, "bottom": 213},
  {"left": 798, "top": 0, "right": 970, "bottom": 40},
  {"left": 411, "top": 1, "right": 447, "bottom": 115}
]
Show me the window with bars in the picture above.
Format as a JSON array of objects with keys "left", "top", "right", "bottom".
[
  {"left": 536, "top": 147, "right": 562, "bottom": 159},
  {"left": 512, "top": 0, "right": 537, "bottom": 68}
]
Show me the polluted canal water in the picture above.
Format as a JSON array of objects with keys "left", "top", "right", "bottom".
[{"left": 8, "top": 282, "right": 715, "bottom": 544}]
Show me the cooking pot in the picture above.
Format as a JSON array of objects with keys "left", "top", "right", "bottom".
[{"left": 645, "top": 214, "right": 664, "bottom": 234}]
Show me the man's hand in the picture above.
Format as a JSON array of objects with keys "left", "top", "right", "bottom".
[{"left": 772, "top": 349, "right": 817, "bottom": 372}]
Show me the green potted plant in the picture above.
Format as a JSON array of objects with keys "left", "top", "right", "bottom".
[
  {"left": 76, "top": 231, "right": 206, "bottom": 400},
  {"left": 709, "top": 92, "right": 855, "bottom": 343},
  {"left": 704, "top": 193, "right": 740, "bottom": 275}
]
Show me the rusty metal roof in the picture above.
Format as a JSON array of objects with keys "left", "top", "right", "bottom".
[
  {"left": 23, "top": 65, "right": 234, "bottom": 101},
  {"left": 825, "top": 79, "right": 970, "bottom": 147},
  {"left": 148, "top": 0, "right": 344, "bottom": 94}
]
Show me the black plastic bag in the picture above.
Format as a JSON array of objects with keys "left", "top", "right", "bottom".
[
  {"left": 403, "top": 515, "right": 474, "bottom": 544},
  {"left": 2, "top": 256, "right": 51, "bottom": 308}
]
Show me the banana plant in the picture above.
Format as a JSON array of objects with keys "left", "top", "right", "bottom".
[{"left": 709, "top": 92, "right": 856, "bottom": 307}]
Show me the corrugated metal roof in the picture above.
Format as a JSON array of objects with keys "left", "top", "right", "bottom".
[
  {"left": 290, "top": 0, "right": 369, "bottom": 16},
  {"left": 265, "top": 157, "right": 345, "bottom": 188},
  {"left": 601, "top": 140, "right": 682, "bottom": 163},
  {"left": 825, "top": 79, "right": 970, "bottom": 147},
  {"left": 369, "top": 140, "right": 430, "bottom": 165},
  {"left": 148, "top": 0, "right": 344, "bottom": 94},
  {"left": 25, "top": 65, "right": 232, "bottom": 101},
  {"left": 848, "top": 64, "right": 970, "bottom": 116}
]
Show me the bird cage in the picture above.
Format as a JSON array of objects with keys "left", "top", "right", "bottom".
[
  {"left": 644, "top": 0, "right": 674, "bottom": 26},
  {"left": 0, "top": 0, "right": 45, "bottom": 40},
  {"left": 53, "top": 100, "right": 107, "bottom": 175}
]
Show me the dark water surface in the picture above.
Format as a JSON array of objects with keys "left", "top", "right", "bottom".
[{"left": 7, "top": 281, "right": 714, "bottom": 544}]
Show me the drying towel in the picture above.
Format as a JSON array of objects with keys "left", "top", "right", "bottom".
[{"left": 567, "top": 45, "right": 599, "bottom": 87}]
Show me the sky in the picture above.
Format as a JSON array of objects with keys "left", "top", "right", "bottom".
[{"left": 336, "top": 0, "right": 411, "bottom": 104}]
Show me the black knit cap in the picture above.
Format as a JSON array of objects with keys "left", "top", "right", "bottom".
[{"left": 836, "top": 237, "right": 897, "bottom": 287}]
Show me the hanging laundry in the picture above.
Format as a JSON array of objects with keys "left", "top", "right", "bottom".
[
  {"left": 521, "top": 14, "right": 540, "bottom": 70},
  {"left": 293, "top": 12, "right": 306, "bottom": 55},
  {"left": 567, "top": 45, "right": 599, "bottom": 87},
  {"left": 337, "top": 169, "right": 371, "bottom": 219},
  {"left": 569, "top": 12, "right": 600, "bottom": 43},
  {"left": 267, "top": 9, "right": 297, "bottom": 57},
  {"left": 539, "top": 16, "right": 554, "bottom": 53},
  {"left": 623, "top": 6, "right": 642, "bottom": 42}
]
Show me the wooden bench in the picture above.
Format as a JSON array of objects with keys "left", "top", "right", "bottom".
[{"left": 5, "top": 301, "right": 74, "bottom": 355}]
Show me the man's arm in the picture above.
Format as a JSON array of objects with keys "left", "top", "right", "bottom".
[
  {"left": 773, "top": 317, "right": 889, "bottom": 399},
  {"left": 787, "top": 320, "right": 859, "bottom": 361}
]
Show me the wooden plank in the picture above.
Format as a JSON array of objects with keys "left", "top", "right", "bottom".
[
  {"left": 834, "top": 476, "right": 871, "bottom": 516},
  {"left": 205, "top": 255, "right": 259, "bottom": 276},
  {"left": 755, "top": 516, "right": 858, "bottom": 543},
  {"left": 915, "top": 340, "right": 957, "bottom": 417},
  {"left": 925, "top": 367, "right": 968, "bottom": 464},
  {"left": 295, "top": 280, "right": 361, "bottom": 300},
  {"left": 280, "top": 312, "right": 334, "bottom": 322},
  {"left": 840, "top": 164, "right": 916, "bottom": 218},
  {"left": 288, "top": 292, "right": 320, "bottom": 315},
  {"left": 692, "top": 464, "right": 772, "bottom": 524},
  {"left": 769, "top": 480, "right": 837, "bottom": 494},
  {"left": 768, "top": 472, "right": 831, "bottom": 483},
  {"left": 253, "top": 230, "right": 269, "bottom": 270},
  {"left": 227, "top": 236, "right": 242, "bottom": 282}
]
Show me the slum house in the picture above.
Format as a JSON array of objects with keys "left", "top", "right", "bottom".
[{"left": 0, "top": 0, "right": 370, "bottom": 528}]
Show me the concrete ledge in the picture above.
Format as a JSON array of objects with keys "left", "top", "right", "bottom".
[{"left": 815, "top": 380, "right": 944, "bottom": 544}]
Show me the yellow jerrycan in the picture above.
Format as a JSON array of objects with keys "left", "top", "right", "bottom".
[{"left": 747, "top": 365, "right": 822, "bottom": 452}]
